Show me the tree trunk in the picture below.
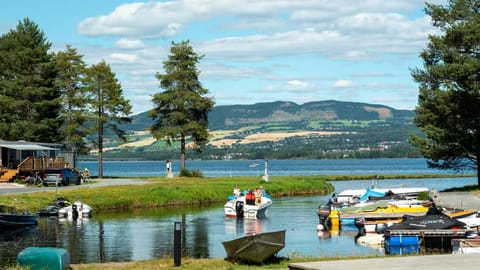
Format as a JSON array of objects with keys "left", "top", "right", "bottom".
[
  {"left": 180, "top": 135, "right": 186, "bottom": 171},
  {"left": 98, "top": 122, "right": 104, "bottom": 179},
  {"left": 477, "top": 158, "right": 480, "bottom": 187}
]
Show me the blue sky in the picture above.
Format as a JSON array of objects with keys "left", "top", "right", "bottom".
[{"left": 1, "top": 0, "right": 445, "bottom": 115}]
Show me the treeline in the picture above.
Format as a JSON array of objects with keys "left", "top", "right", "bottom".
[
  {"left": 92, "top": 123, "right": 422, "bottom": 160},
  {"left": 0, "top": 18, "right": 131, "bottom": 155}
]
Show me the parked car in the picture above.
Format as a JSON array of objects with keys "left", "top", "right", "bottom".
[{"left": 43, "top": 168, "right": 83, "bottom": 186}]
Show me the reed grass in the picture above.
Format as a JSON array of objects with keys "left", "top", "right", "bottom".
[{"left": 0, "top": 176, "right": 334, "bottom": 213}]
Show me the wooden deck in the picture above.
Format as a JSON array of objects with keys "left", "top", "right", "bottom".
[{"left": 0, "top": 156, "right": 69, "bottom": 182}]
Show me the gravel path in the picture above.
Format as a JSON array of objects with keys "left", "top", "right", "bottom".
[
  {"left": 435, "top": 191, "right": 480, "bottom": 210},
  {"left": 0, "top": 178, "right": 151, "bottom": 195}
]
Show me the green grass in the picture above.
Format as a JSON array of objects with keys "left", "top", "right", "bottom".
[{"left": 0, "top": 176, "right": 334, "bottom": 213}]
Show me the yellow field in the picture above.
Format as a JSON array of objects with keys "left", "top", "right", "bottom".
[{"left": 98, "top": 129, "right": 351, "bottom": 152}]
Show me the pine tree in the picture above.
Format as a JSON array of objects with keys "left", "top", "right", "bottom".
[
  {"left": 0, "top": 18, "right": 61, "bottom": 142},
  {"left": 410, "top": 0, "right": 480, "bottom": 186},
  {"left": 150, "top": 41, "right": 215, "bottom": 173},
  {"left": 83, "top": 60, "right": 132, "bottom": 178},
  {"left": 55, "top": 45, "right": 90, "bottom": 155}
]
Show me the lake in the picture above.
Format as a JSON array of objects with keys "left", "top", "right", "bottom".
[
  {"left": 77, "top": 158, "right": 470, "bottom": 178},
  {"left": 1, "top": 159, "right": 477, "bottom": 266}
]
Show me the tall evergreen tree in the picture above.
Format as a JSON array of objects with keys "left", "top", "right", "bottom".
[
  {"left": 55, "top": 45, "right": 90, "bottom": 157},
  {"left": 410, "top": 0, "right": 480, "bottom": 186},
  {"left": 149, "top": 40, "right": 214, "bottom": 172},
  {"left": 83, "top": 60, "right": 132, "bottom": 178},
  {"left": 0, "top": 18, "right": 61, "bottom": 142}
]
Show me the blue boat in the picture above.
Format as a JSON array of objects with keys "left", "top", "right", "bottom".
[
  {"left": 17, "top": 247, "right": 70, "bottom": 270},
  {"left": 0, "top": 213, "right": 38, "bottom": 229}
]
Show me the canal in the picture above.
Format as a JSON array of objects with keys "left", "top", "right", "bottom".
[{"left": 0, "top": 177, "right": 476, "bottom": 266}]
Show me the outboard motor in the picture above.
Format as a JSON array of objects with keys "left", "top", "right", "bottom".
[
  {"left": 235, "top": 201, "right": 244, "bottom": 218},
  {"left": 354, "top": 217, "right": 366, "bottom": 241},
  {"left": 375, "top": 223, "right": 387, "bottom": 234},
  {"left": 317, "top": 205, "right": 331, "bottom": 231},
  {"left": 354, "top": 218, "right": 366, "bottom": 236},
  {"left": 72, "top": 204, "right": 79, "bottom": 220}
]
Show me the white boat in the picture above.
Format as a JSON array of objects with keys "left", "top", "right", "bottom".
[
  {"left": 331, "top": 187, "right": 429, "bottom": 205},
  {"left": 452, "top": 239, "right": 480, "bottom": 254},
  {"left": 224, "top": 191, "right": 272, "bottom": 219},
  {"left": 58, "top": 201, "right": 92, "bottom": 218}
]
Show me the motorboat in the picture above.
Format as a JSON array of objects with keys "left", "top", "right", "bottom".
[
  {"left": 222, "top": 230, "right": 286, "bottom": 264},
  {"left": 318, "top": 200, "right": 429, "bottom": 231},
  {"left": 0, "top": 212, "right": 38, "bottom": 229},
  {"left": 37, "top": 197, "right": 72, "bottom": 216},
  {"left": 224, "top": 190, "right": 272, "bottom": 219},
  {"left": 452, "top": 238, "right": 480, "bottom": 254},
  {"left": 329, "top": 187, "right": 429, "bottom": 206},
  {"left": 58, "top": 201, "right": 92, "bottom": 219},
  {"left": 38, "top": 197, "right": 92, "bottom": 219},
  {"left": 352, "top": 205, "right": 476, "bottom": 255}
]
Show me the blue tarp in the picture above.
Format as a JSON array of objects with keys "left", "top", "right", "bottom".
[{"left": 359, "top": 189, "right": 386, "bottom": 202}]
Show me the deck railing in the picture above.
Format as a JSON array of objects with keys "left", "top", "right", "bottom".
[{"left": 17, "top": 156, "right": 68, "bottom": 172}]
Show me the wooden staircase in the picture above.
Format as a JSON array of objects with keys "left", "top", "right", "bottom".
[{"left": 0, "top": 169, "right": 19, "bottom": 182}]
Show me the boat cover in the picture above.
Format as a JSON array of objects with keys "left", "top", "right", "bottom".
[
  {"left": 359, "top": 189, "right": 386, "bottom": 202},
  {"left": 339, "top": 201, "right": 390, "bottom": 214},
  {"left": 388, "top": 206, "right": 466, "bottom": 230}
]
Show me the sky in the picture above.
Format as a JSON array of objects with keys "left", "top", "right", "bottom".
[{"left": 1, "top": 0, "right": 446, "bottom": 115}]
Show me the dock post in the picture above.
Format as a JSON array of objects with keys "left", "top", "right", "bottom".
[
  {"left": 166, "top": 160, "right": 173, "bottom": 178},
  {"left": 262, "top": 159, "right": 269, "bottom": 182},
  {"left": 174, "top": 221, "right": 181, "bottom": 266}
]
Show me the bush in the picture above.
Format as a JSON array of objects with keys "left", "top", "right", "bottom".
[{"left": 179, "top": 168, "right": 204, "bottom": 178}]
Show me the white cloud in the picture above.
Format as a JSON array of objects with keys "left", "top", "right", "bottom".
[
  {"left": 332, "top": 80, "right": 354, "bottom": 88},
  {"left": 109, "top": 53, "right": 137, "bottom": 63},
  {"left": 69, "top": 0, "right": 440, "bottom": 113},
  {"left": 282, "top": 80, "right": 315, "bottom": 91},
  {"left": 115, "top": 38, "right": 145, "bottom": 49}
]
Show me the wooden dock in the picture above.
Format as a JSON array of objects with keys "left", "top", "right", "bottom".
[{"left": 385, "top": 229, "right": 470, "bottom": 237}]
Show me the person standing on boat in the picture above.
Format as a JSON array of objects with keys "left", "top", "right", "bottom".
[
  {"left": 233, "top": 185, "right": 241, "bottom": 197},
  {"left": 255, "top": 187, "right": 263, "bottom": 205},
  {"left": 259, "top": 185, "right": 265, "bottom": 196}
]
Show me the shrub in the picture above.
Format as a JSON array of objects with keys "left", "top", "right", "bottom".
[{"left": 179, "top": 168, "right": 204, "bottom": 178}]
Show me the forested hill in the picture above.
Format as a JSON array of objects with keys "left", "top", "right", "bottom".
[
  {"left": 208, "top": 100, "right": 413, "bottom": 130},
  {"left": 125, "top": 100, "right": 414, "bottom": 132}
]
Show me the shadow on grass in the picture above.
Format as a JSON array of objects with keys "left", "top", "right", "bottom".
[{"left": 224, "top": 255, "right": 289, "bottom": 266}]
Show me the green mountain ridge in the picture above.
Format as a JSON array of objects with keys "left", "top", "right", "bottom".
[{"left": 124, "top": 100, "right": 414, "bottom": 132}]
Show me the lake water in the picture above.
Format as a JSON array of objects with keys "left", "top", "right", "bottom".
[
  {"left": 1, "top": 159, "right": 477, "bottom": 266},
  {"left": 77, "top": 158, "right": 470, "bottom": 178}
]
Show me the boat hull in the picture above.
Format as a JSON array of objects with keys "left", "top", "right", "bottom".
[
  {"left": 224, "top": 196, "right": 272, "bottom": 219},
  {"left": 222, "top": 230, "right": 286, "bottom": 264},
  {"left": 58, "top": 201, "right": 92, "bottom": 218},
  {"left": 0, "top": 213, "right": 38, "bottom": 229},
  {"left": 452, "top": 239, "right": 480, "bottom": 254}
]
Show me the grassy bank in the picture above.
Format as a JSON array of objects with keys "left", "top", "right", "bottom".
[{"left": 0, "top": 175, "right": 334, "bottom": 213}]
